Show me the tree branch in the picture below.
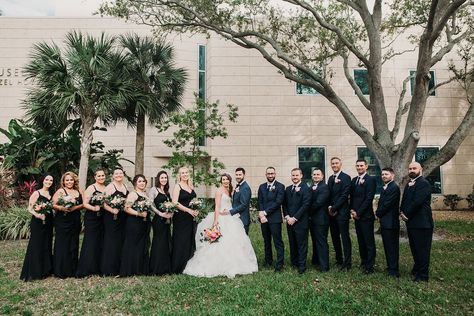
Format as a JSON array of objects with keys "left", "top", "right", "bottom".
[
  {"left": 341, "top": 51, "right": 371, "bottom": 110},
  {"left": 392, "top": 74, "right": 414, "bottom": 141},
  {"left": 430, "top": 28, "right": 473, "bottom": 67}
]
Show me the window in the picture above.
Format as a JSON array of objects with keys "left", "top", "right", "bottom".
[
  {"left": 198, "top": 45, "right": 206, "bottom": 146},
  {"left": 410, "top": 70, "right": 436, "bottom": 96},
  {"left": 416, "top": 147, "right": 442, "bottom": 194},
  {"left": 298, "top": 147, "right": 326, "bottom": 185},
  {"left": 354, "top": 69, "right": 369, "bottom": 95},
  {"left": 296, "top": 70, "right": 320, "bottom": 95},
  {"left": 357, "top": 147, "right": 384, "bottom": 194}
]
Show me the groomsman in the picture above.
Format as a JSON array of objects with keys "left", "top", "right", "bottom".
[
  {"left": 309, "top": 168, "right": 330, "bottom": 272},
  {"left": 375, "top": 167, "right": 401, "bottom": 277},
  {"left": 400, "top": 162, "right": 433, "bottom": 282},
  {"left": 350, "top": 159, "right": 376, "bottom": 274},
  {"left": 327, "top": 157, "right": 352, "bottom": 270},
  {"left": 283, "top": 168, "right": 311, "bottom": 274},
  {"left": 257, "top": 167, "right": 285, "bottom": 272},
  {"left": 225, "top": 167, "right": 252, "bottom": 234}
]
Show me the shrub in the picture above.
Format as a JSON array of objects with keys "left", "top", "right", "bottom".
[
  {"left": 0, "top": 166, "right": 16, "bottom": 210},
  {"left": 0, "top": 207, "right": 31, "bottom": 240},
  {"left": 443, "top": 194, "right": 463, "bottom": 211}
]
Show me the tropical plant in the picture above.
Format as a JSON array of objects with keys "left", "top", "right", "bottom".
[
  {"left": 118, "top": 34, "right": 187, "bottom": 174},
  {"left": 0, "top": 207, "right": 31, "bottom": 240},
  {"left": 88, "top": 140, "right": 134, "bottom": 183},
  {"left": 23, "top": 31, "right": 136, "bottom": 189},
  {"left": 158, "top": 96, "right": 238, "bottom": 187}
]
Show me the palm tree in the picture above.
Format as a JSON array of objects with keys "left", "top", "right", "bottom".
[
  {"left": 119, "top": 34, "right": 187, "bottom": 174},
  {"left": 23, "top": 31, "right": 135, "bottom": 189}
]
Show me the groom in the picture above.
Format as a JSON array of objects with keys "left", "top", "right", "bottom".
[{"left": 221, "top": 167, "right": 252, "bottom": 234}]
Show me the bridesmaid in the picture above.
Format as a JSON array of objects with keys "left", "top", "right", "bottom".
[
  {"left": 52, "top": 171, "right": 83, "bottom": 278},
  {"left": 20, "top": 173, "right": 54, "bottom": 281},
  {"left": 149, "top": 171, "right": 173, "bottom": 275},
  {"left": 171, "top": 167, "right": 198, "bottom": 274},
  {"left": 119, "top": 174, "right": 151, "bottom": 276},
  {"left": 101, "top": 167, "right": 128, "bottom": 276},
  {"left": 76, "top": 169, "right": 106, "bottom": 277}
]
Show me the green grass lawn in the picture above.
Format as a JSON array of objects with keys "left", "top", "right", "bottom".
[{"left": 1, "top": 220, "right": 473, "bottom": 315}]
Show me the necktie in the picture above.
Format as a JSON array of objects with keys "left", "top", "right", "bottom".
[
  {"left": 267, "top": 184, "right": 271, "bottom": 190},
  {"left": 292, "top": 185, "right": 296, "bottom": 192}
]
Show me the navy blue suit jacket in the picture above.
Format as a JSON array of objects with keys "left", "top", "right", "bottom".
[
  {"left": 350, "top": 174, "right": 376, "bottom": 221},
  {"left": 309, "top": 182, "right": 330, "bottom": 226},
  {"left": 375, "top": 181, "right": 401, "bottom": 229},
  {"left": 327, "top": 171, "right": 351, "bottom": 221},
  {"left": 400, "top": 176, "right": 433, "bottom": 229},
  {"left": 257, "top": 181, "right": 285, "bottom": 224},
  {"left": 230, "top": 180, "right": 252, "bottom": 227},
  {"left": 283, "top": 183, "right": 311, "bottom": 227}
]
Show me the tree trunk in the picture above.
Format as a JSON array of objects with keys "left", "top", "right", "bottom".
[
  {"left": 135, "top": 112, "right": 145, "bottom": 175},
  {"left": 78, "top": 116, "right": 95, "bottom": 190}
]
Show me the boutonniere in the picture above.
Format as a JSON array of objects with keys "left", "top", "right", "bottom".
[
  {"left": 269, "top": 186, "right": 275, "bottom": 192},
  {"left": 359, "top": 179, "right": 365, "bottom": 185},
  {"left": 335, "top": 178, "right": 341, "bottom": 184},
  {"left": 295, "top": 186, "right": 301, "bottom": 192},
  {"left": 235, "top": 187, "right": 240, "bottom": 192},
  {"left": 408, "top": 181, "right": 415, "bottom": 187},
  {"left": 312, "top": 185, "right": 318, "bottom": 191}
]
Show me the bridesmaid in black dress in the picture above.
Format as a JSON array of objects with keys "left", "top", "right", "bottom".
[
  {"left": 149, "top": 171, "right": 173, "bottom": 275},
  {"left": 20, "top": 173, "right": 54, "bottom": 281},
  {"left": 52, "top": 171, "right": 83, "bottom": 278},
  {"left": 76, "top": 169, "right": 106, "bottom": 277},
  {"left": 120, "top": 174, "right": 151, "bottom": 276},
  {"left": 171, "top": 167, "right": 198, "bottom": 274},
  {"left": 101, "top": 167, "right": 128, "bottom": 276}
]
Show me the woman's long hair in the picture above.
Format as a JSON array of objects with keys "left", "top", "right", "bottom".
[
  {"left": 60, "top": 171, "right": 79, "bottom": 191},
  {"left": 38, "top": 172, "right": 55, "bottom": 196},
  {"left": 177, "top": 167, "right": 193, "bottom": 188},
  {"left": 155, "top": 170, "right": 170, "bottom": 196},
  {"left": 220, "top": 173, "right": 233, "bottom": 196}
]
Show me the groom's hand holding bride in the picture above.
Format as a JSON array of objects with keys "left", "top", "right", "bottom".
[{"left": 219, "top": 208, "right": 230, "bottom": 215}]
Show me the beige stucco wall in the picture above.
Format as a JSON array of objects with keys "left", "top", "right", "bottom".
[{"left": 0, "top": 17, "right": 472, "bottom": 207}]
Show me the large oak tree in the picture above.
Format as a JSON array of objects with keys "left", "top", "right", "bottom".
[{"left": 99, "top": 0, "right": 473, "bottom": 186}]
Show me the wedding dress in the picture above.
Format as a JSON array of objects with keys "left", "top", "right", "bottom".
[{"left": 183, "top": 192, "right": 258, "bottom": 278}]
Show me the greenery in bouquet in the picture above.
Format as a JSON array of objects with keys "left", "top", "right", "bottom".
[
  {"left": 57, "top": 195, "right": 77, "bottom": 209},
  {"left": 33, "top": 201, "right": 53, "bottom": 224},
  {"left": 105, "top": 195, "right": 126, "bottom": 211},
  {"left": 89, "top": 191, "right": 106, "bottom": 207},
  {"left": 131, "top": 198, "right": 154, "bottom": 221},
  {"left": 189, "top": 198, "right": 210, "bottom": 222},
  {"left": 200, "top": 226, "right": 222, "bottom": 243}
]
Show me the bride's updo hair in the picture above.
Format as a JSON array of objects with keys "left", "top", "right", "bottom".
[{"left": 220, "top": 173, "right": 233, "bottom": 195}]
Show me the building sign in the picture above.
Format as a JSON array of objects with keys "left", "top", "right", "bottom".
[{"left": 0, "top": 67, "right": 31, "bottom": 86}]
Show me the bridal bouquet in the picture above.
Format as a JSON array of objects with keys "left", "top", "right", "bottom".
[
  {"left": 33, "top": 201, "right": 53, "bottom": 224},
  {"left": 57, "top": 195, "right": 77, "bottom": 216},
  {"left": 201, "top": 226, "right": 222, "bottom": 243},
  {"left": 189, "top": 198, "right": 209, "bottom": 223},
  {"left": 159, "top": 201, "right": 178, "bottom": 224},
  {"left": 132, "top": 198, "right": 154, "bottom": 221},
  {"left": 89, "top": 191, "right": 106, "bottom": 216},
  {"left": 105, "top": 195, "right": 126, "bottom": 220}
]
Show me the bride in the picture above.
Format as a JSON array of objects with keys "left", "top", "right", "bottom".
[{"left": 183, "top": 173, "right": 258, "bottom": 278}]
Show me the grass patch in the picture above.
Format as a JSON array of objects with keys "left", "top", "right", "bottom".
[{"left": 0, "top": 220, "right": 473, "bottom": 315}]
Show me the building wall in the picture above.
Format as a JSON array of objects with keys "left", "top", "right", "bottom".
[{"left": 0, "top": 17, "right": 472, "bottom": 207}]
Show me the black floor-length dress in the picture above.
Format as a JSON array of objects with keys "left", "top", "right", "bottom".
[
  {"left": 171, "top": 186, "right": 197, "bottom": 274},
  {"left": 53, "top": 190, "right": 82, "bottom": 278},
  {"left": 149, "top": 191, "right": 172, "bottom": 275},
  {"left": 101, "top": 186, "right": 127, "bottom": 276},
  {"left": 20, "top": 193, "right": 53, "bottom": 281},
  {"left": 119, "top": 194, "right": 150, "bottom": 276},
  {"left": 76, "top": 186, "right": 104, "bottom": 277}
]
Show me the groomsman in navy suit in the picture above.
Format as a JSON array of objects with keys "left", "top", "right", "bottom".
[
  {"left": 222, "top": 167, "right": 252, "bottom": 234},
  {"left": 283, "top": 168, "right": 311, "bottom": 274},
  {"left": 327, "top": 157, "right": 352, "bottom": 270},
  {"left": 309, "top": 168, "right": 330, "bottom": 272},
  {"left": 375, "top": 167, "right": 401, "bottom": 277},
  {"left": 257, "top": 167, "right": 285, "bottom": 272},
  {"left": 400, "top": 162, "right": 433, "bottom": 282},
  {"left": 350, "top": 159, "right": 376, "bottom": 274}
]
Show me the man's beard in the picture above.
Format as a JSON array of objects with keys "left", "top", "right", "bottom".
[
  {"left": 266, "top": 177, "right": 275, "bottom": 183},
  {"left": 408, "top": 171, "right": 419, "bottom": 179}
]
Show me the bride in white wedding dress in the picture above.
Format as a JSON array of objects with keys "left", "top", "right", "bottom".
[{"left": 183, "top": 173, "right": 258, "bottom": 278}]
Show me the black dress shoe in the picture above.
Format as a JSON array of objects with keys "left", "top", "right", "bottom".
[
  {"left": 298, "top": 267, "right": 306, "bottom": 274},
  {"left": 387, "top": 272, "right": 400, "bottom": 278},
  {"left": 274, "top": 266, "right": 283, "bottom": 273},
  {"left": 363, "top": 269, "right": 374, "bottom": 275},
  {"left": 339, "top": 265, "right": 351, "bottom": 271}
]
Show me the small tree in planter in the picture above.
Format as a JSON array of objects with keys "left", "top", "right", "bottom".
[{"left": 443, "top": 194, "right": 464, "bottom": 211}]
